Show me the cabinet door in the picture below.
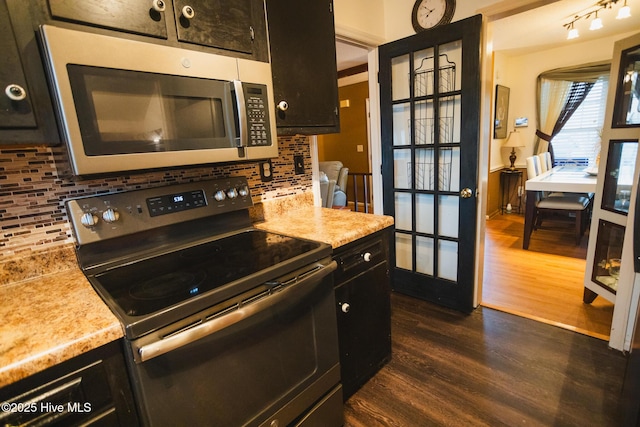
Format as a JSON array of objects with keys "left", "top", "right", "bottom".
[
  {"left": 48, "top": 0, "right": 168, "bottom": 38},
  {"left": 335, "top": 261, "right": 391, "bottom": 399},
  {"left": 0, "top": 0, "right": 37, "bottom": 129},
  {"left": 174, "top": 0, "right": 254, "bottom": 53},
  {"left": 266, "top": 0, "right": 340, "bottom": 135},
  {"left": 1, "top": 0, "right": 59, "bottom": 145}
]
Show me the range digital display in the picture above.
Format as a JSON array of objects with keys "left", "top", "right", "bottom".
[{"left": 146, "top": 190, "right": 206, "bottom": 217}]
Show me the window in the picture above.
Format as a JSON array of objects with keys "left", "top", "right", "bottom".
[{"left": 551, "top": 77, "right": 609, "bottom": 166}]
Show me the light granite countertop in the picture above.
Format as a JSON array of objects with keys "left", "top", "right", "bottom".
[
  {"left": 0, "top": 250, "right": 122, "bottom": 388},
  {"left": 255, "top": 206, "right": 394, "bottom": 248},
  {"left": 0, "top": 196, "right": 393, "bottom": 389}
]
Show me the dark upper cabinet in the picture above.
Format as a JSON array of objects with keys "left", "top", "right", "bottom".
[
  {"left": 45, "top": 0, "right": 268, "bottom": 61},
  {"left": 266, "top": 0, "right": 340, "bottom": 135},
  {"left": 0, "top": 0, "right": 59, "bottom": 145},
  {"left": 174, "top": 0, "right": 254, "bottom": 54},
  {"left": 48, "top": 0, "right": 168, "bottom": 38}
]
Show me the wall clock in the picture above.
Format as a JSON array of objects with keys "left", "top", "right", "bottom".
[{"left": 411, "top": 0, "right": 456, "bottom": 32}]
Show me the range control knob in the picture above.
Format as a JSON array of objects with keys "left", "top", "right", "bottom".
[
  {"left": 102, "top": 208, "right": 120, "bottom": 223},
  {"left": 339, "top": 302, "right": 350, "bottom": 313},
  {"left": 214, "top": 190, "right": 226, "bottom": 202},
  {"left": 227, "top": 188, "right": 238, "bottom": 199},
  {"left": 363, "top": 252, "right": 372, "bottom": 262},
  {"left": 238, "top": 185, "right": 249, "bottom": 197},
  {"left": 80, "top": 212, "right": 99, "bottom": 228}
]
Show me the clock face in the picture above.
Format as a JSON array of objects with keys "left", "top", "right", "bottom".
[{"left": 412, "top": 0, "right": 455, "bottom": 32}]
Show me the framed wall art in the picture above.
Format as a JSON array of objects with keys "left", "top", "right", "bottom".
[{"left": 494, "top": 85, "right": 510, "bottom": 139}]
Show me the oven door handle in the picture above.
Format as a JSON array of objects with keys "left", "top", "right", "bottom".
[{"left": 135, "top": 260, "right": 337, "bottom": 363}]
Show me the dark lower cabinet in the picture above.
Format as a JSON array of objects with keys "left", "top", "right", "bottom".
[
  {"left": 265, "top": 0, "right": 340, "bottom": 135},
  {"left": 0, "top": 340, "right": 138, "bottom": 426},
  {"left": 333, "top": 228, "right": 392, "bottom": 400}
]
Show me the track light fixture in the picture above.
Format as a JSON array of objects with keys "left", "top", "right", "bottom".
[{"left": 563, "top": 0, "right": 632, "bottom": 39}]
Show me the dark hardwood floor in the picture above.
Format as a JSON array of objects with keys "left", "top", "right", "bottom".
[{"left": 344, "top": 292, "right": 627, "bottom": 426}]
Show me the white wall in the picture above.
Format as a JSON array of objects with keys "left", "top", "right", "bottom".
[
  {"left": 333, "top": 0, "right": 386, "bottom": 44},
  {"left": 381, "top": 0, "right": 500, "bottom": 42}
]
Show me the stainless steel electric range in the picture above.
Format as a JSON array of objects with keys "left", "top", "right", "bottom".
[{"left": 66, "top": 177, "right": 343, "bottom": 426}]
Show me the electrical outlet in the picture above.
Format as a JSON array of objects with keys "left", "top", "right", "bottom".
[
  {"left": 259, "top": 160, "right": 273, "bottom": 182},
  {"left": 294, "top": 155, "right": 305, "bottom": 174}
]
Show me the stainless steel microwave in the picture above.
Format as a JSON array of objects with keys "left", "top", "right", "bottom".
[{"left": 39, "top": 25, "right": 278, "bottom": 176}]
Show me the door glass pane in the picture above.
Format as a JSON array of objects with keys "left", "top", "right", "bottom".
[
  {"left": 415, "top": 148, "right": 435, "bottom": 190},
  {"left": 416, "top": 236, "right": 434, "bottom": 275},
  {"left": 413, "top": 48, "right": 435, "bottom": 97},
  {"left": 438, "top": 195, "right": 459, "bottom": 238},
  {"left": 438, "top": 240, "right": 458, "bottom": 281},
  {"left": 396, "top": 233, "right": 413, "bottom": 270},
  {"left": 439, "top": 41, "right": 462, "bottom": 92},
  {"left": 415, "top": 100, "right": 435, "bottom": 145},
  {"left": 441, "top": 147, "right": 460, "bottom": 192},
  {"left": 440, "top": 95, "right": 461, "bottom": 144},
  {"left": 391, "top": 54, "right": 410, "bottom": 101},
  {"left": 394, "top": 149, "right": 412, "bottom": 188},
  {"left": 395, "top": 193, "right": 412, "bottom": 231},
  {"left": 416, "top": 194, "right": 434, "bottom": 234},
  {"left": 393, "top": 103, "right": 411, "bottom": 146}
]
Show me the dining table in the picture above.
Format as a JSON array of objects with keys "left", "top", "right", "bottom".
[{"left": 523, "top": 165, "right": 598, "bottom": 250}]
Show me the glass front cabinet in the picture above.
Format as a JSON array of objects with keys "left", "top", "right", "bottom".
[{"left": 583, "top": 33, "right": 640, "bottom": 351}]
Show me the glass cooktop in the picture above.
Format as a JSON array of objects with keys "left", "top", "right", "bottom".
[{"left": 93, "top": 230, "right": 321, "bottom": 317}]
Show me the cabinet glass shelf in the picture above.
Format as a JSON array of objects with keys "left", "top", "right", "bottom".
[{"left": 591, "top": 220, "right": 625, "bottom": 293}]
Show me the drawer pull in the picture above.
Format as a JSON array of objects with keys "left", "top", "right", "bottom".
[{"left": 363, "top": 252, "right": 372, "bottom": 262}]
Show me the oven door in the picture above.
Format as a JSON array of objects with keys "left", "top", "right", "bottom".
[{"left": 125, "top": 260, "right": 343, "bottom": 427}]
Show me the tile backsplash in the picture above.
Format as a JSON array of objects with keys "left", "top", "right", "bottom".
[{"left": 0, "top": 136, "right": 312, "bottom": 257}]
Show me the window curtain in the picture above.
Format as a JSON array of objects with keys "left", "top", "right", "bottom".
[{"left": 534, "top": 61, "right": 611, "bottom": 155}]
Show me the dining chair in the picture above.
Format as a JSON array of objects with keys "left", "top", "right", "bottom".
[
  {"left": 538, "top": 152, "right": 552, "bottom": 173},
  {"left": 532, "top": 193, "right": 592, "bottom": 245},
  {"left": 524, "top": 155, "right": 593, "bottom": 246},
  {"left": 526, "top": 155, "right": 541, "bottom": 179}
]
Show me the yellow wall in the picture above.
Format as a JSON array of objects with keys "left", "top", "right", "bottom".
[{"left": 317, "top": 81, "right": 370, "bottom": 174}]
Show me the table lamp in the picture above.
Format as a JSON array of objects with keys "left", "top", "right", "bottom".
[{"left": 504, "top": 130, "right": 525, "bottom": 170}]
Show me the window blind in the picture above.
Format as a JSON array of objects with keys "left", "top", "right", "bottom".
[{"left": 551, "top": 77, "right": 608, "bottom": 166}]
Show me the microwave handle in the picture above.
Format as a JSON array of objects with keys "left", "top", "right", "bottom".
[{"left": 233, "top": 80, "right": 248, "bottom": 148}]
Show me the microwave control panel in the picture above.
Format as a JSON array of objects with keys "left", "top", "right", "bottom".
[{"left": 244, "top": 83, "right": 272, "bottom": 147}]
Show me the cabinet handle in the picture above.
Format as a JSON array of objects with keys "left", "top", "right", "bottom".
[
  {"left": 5, "top": 84, "right": 27, "bottom": 101},
  {"left": 151, "top": 0, "right": 166, "bottom": 12},
  {"left": 182, "top": 5, "right": 195, "bottom": 19},
  {"left": 277, "top": 100, "right": 289, "bottom": 111},
  {"left": 363, "top": 252, "right": 372, "bottom": 262},
  {"left": 339, "top": 302, "right": 350, "bottom": 313}
]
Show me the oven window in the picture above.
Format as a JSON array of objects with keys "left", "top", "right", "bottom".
[{"left": 67, "top": 65, "right": 238, "bottom": 155}]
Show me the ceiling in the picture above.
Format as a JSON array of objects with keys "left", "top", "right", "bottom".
[{"left": 335, "top": 0, "right": 640, "bottom": 70}]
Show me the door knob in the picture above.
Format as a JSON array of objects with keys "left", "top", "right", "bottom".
[{"left": 460, "top": 188, "right": 473, "bottom": 198}]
